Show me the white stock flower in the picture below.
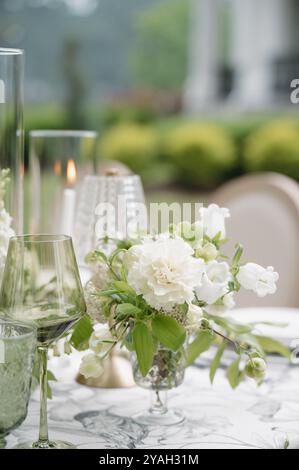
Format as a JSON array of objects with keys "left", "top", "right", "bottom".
[
  {"left": 196, "top": 261, "right": 231, "bottom": 305},
  {"left": 237, "top": 263, "right": 279, "bottom": 297},
  {"left": 223, "top": 292, "right": 236, "bottom": 309},
  {"left": 205, "top": 292, "right": 235, "bottom": 315},
  {"left": 199, "top": 204, "right": 230, "bottom": 240},
  {"left": 79, "top": 354, "right": 104, "bottom": 379},
  {"left": 89, "top": 324, "right": 114, "bottom": 356},
  {"left": 0, "top": 207, "right": 14, "bottom": 282},
  {"left": 186, "top": 304, "right": 203, "bottom": 332},
  {"left": 125, "top": 237, "right": 204, "bottom": 311}
]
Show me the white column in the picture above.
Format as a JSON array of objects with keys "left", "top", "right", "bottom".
[
  {"left": 229, "top": 0, "right": 295, "bottom": 108},
  {"left": 184, "top": 0, "right": 220, "bottom": 112}
]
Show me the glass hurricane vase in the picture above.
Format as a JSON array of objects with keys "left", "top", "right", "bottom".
[
  {"left": 0, "top": 48, "right": 24, "bottom": 234},
  {"left": 132, "top": 345, "right": 186, "bottom": 426}
]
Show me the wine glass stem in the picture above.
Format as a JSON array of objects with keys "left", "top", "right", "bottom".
[
  {"left": 37, "top": 346, "right": 49, "bottom": 447},
  {"left": 149, "top": 390, "right": 168, "bottom": 415}
]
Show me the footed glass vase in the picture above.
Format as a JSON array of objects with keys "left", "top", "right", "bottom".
[{"left": 132, "top": 346, "right": 186, "bottom": 426}]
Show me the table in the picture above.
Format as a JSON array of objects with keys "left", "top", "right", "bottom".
[{"left": 5, "top": 353, "right": 299, "bottom": 449}]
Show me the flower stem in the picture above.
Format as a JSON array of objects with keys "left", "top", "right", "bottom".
[{"left": 149, "top": 390, "right": 168, "bottom": 415}]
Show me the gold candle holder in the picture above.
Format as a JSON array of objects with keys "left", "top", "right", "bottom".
[{"left": 77, "top": 348, "right": 135, "bottom": 389}]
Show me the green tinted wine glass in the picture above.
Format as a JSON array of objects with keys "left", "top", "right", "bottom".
[
  {"left": 0, "top": 235, "right": 86, "bottom": 449},
  {"left": 0, "top": 320, "right": 36, "bottom": 448}
]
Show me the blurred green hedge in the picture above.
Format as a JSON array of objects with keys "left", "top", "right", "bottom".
[
  {"left": 24, "top": 105, "right": 299, "bottom": 190},
  {"left": 244, "top": 119, "right": 299, "bottom": 180},
  {"left": 163, "top": 123, "right": 236, "bottom": 189}
]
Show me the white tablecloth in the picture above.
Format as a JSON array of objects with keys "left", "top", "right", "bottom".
[{"left": 6, "top": 353, "right": 299, "bottom": 449}]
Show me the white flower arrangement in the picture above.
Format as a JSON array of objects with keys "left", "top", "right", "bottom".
[
  {"left": 71, "top": 203, "right": 286, "bottom": 388},
  {"left": 0, "top": 169, "right": 15, "bottom": 284}
]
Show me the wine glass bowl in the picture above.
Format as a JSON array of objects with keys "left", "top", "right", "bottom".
[
  {"left": 0, "top": 234, "right": 86, "bottom": 449},
  {"left": 0, "top": 320, "right": 36, "bottom": 448}
]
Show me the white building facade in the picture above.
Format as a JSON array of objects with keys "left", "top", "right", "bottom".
[{"left": 184, "top": 0, "right": 299, "bottom": 112}]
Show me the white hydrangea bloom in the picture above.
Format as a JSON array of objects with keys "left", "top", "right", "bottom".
[{"left": 125, "top": 237, "right": 204, "bottom": 311}]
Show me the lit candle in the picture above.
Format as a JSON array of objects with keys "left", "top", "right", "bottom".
[{"left": 60, "top": 159, "right": 76, "bottom": 236}]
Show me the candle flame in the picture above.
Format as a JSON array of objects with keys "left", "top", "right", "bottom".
[
  {"left": 54, "top": 160, "right": 62, "bottom": 176},
  {"left": 66, "top": 159, "right": 77, "bottom": 185}
]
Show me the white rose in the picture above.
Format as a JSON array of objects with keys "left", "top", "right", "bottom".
[
  {"left": 89, "top": 324, "right": 114, "bottom": 356},
  {"left": 79, "top": 354, "right": 104, "bottom": 379},
  {"left": 199, "top": 204, "right": 230, "bottom": 240},
  {"left": 186, "top": 304, "right": 203, "bottom": 331},
  {"left": 237, "top": 263, "right": 279, "bottom": 297},
  {"left": 196, "top": 261, "right": 231, "bottom": 305},
  {"left": 126, "top": 237, "right": 204, "bottom": 311}
]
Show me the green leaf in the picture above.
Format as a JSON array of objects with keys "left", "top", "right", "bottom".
[
  {"left": 152, "top": 314, "right": 186, "bottom": 351},
  {"left": 209, "top": 340, "right": 227, "bottom": 384},
  {"left": 186, "top": 329, "right": 214, "bottom": 366},
  {"left": 255, "top": 335, "right": 291, "bottom": 360},
  {"left": 132, "top": 322, "right": 154, "bottom": 376},
  {"left": 113, "top": 281, "right": 135, "bottom": 293},
  {"left": 47, "top": 382, "right": 53, "bottom": 399},
  {"left": 47, "top": 370, "right": 57, "bottom": 382},
  {"left": 85, "top": 250, "right": 107, "bottom": 265},
  {"left": 70, "top": 315, "right": 93, "bottom": 351},
  {"left": 123, "top": 328, "right": 135, "bottom": 352},
  {"left": 209, "top": 314, "right": 252, "bottom": 335},
  {"left": 232, "top": 243, "right": 243, "bottom": 266},
  {"left": 109, "top": 248, "right": 126, "bottom": 266},
  {"left": 226, "top": 357, "right": 242, "bottom": 389},
  {"left": 116, "top": 303, "right": 142, "bottom": 317},
  {"left": 179, "top": 303, "right": 189, "bottom": 315}
]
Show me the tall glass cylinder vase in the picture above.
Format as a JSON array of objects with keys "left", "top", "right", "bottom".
[
  {"left": 29, "top": 130, "right": 98, "bottom": 235},
  {"left": 0, "top": 48, "right": 24, "bottom": 234}
]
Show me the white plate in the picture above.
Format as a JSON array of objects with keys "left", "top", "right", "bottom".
[{"left": 227, "top": 307, "right": 299, "bottom": 344}]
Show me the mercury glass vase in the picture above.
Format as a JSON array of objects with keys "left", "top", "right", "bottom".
[
  {"left": 0, "top": 48, "right": 24, "bottom": 233},
  {"left": 73, "top": 173, "right": 146, "bottom": 267},
  {"left": 0, "top": 320, "right": 36, "bottom": 448},
  {"left": 132, "top": 345, "right": 186, "bottom": 426}
]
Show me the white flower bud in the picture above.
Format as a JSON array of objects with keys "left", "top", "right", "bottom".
[{"left": 79, "top": 354, "right": 104, "bottom": 379}]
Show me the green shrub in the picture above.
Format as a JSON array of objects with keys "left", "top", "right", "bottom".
[
  {"left": 164, "top": 123, "right": 236, "bottom": 189},
  {"left": 244, "top": 120, "right": 299, "bottom": 180},
  {"left": 100, "top": 104, "right": 157, "bottom": 128},
  {"left": 99, "top": 123, "right": 159, "bottom": 175}
]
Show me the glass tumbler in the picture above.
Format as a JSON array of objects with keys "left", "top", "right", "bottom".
[{"left": 0, "top": 320, "right": 36, "bottom": 448}]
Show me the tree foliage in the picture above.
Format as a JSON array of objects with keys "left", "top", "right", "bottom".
[{"left": 131, "top": 0, "right": 190, "bottom": 90}]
